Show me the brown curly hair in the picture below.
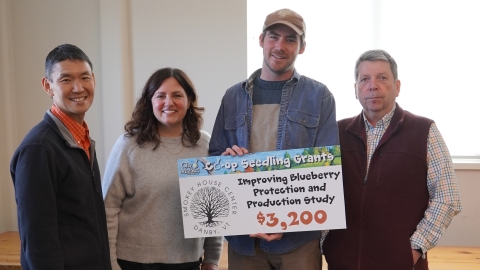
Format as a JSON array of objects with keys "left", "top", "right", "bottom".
[{"left": 124, "top": 68, "right": 204, "bottom": 149}]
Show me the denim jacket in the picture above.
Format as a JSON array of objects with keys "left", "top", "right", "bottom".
[{"left": 209, "top": 69, "right": 339, "bottom": 255}]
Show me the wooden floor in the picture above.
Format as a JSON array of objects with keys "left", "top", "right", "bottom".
[
  {"left": 218, "top": 241, "right": 480, "bottom": 270},
  {"left": 1, "top": 232, "right": 480, "bottom": 269},
  {"left": 0, "top": 232, "right": 21, "bottom": 270}
]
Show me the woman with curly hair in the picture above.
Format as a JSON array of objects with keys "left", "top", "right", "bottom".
[{"left": 102, "top": 68, "right": 222, "bottom": 270}]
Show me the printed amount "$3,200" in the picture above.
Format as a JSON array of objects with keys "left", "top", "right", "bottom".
[{"left": 257, "top": 210, "right": 327, "bottom": 231}]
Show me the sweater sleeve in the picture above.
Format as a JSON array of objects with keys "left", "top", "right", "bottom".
[
  {"left": 202, "top": 236, "right": 223, "bottom": 265},
  {"left": 102, "top": 135, "right": 131, "bottom": 270}
]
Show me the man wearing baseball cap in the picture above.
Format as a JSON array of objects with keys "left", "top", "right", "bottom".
[{"left": 209, "top": 8, "right": 338, "bottom": 270}]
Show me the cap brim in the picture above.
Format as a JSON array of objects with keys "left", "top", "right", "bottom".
[{"left": 264, "top": 20, "right": 304, "bottom": 35}]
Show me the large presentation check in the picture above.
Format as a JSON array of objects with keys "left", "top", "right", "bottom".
[{"left": 177, "top": 146, "right": 346, "bottom": 238}]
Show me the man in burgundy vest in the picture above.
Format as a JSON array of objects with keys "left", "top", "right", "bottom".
[{"left": 322, "top": 49, "right": 461, "bottom": 270}]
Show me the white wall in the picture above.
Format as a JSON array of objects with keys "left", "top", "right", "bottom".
[
  {"left": 0, "top": 0, "right": 104, "bottom": 236},
  {"left": 0, "top": 0, "right": 478, "bottom": 248},
  {"left": 0, "top": 0, "right": 246, "bottom": 233},
  {"left": 437, "top": 170, "right": 480, "bottom": 246},
  {"left": 0, "top": 0, "right": 17, "bottom": 237}
]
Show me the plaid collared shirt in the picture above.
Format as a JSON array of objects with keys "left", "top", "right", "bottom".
[
  {"left": 364, "top": 106, "right": 395, "bottom": 182},
  {"left": 363, "top": 105, "right": 462, "bottom": 253},
  {"left": 50, "top": 105, "right": 91, "bottom": 160}
]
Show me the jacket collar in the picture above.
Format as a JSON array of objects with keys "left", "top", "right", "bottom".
[
  {"left": 45, "top": 110, "right": 96, "bottom": 168},
  {"left": 46, "top": 109, "right": 79, "bottom": 148},
  {"left": 346, "top": 103, "right": 405, "bottom": 148},
  {"left": 242, "top": 68, "right": 301, "bottom": 96}
]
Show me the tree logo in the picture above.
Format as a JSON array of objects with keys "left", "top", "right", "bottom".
[{"left": 190, "top": 186, "right": 229, "bottom": 227}]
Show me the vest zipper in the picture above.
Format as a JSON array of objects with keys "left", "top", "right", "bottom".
[{"left": 357, "top": 184, "right": 367, "bottom": 269}]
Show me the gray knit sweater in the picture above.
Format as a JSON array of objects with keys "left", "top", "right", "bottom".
[{"left": 102, "top": 131, "right": 222, "bottom": 270}]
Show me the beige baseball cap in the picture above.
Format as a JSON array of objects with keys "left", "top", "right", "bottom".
[{"left": 263, "top": 8, "right": 305, "bottom": 36}]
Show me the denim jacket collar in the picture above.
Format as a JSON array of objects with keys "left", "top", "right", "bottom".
[{"left": 243, "top": 68, "right": 301, "bottom": 97}]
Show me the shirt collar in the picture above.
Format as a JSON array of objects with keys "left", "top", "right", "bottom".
[
  {"left": 363, "top": 104, "right": 396, "bottom": 130},
  {"left": 50, "top": 105, "right": 90, "bottom": 143}
]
